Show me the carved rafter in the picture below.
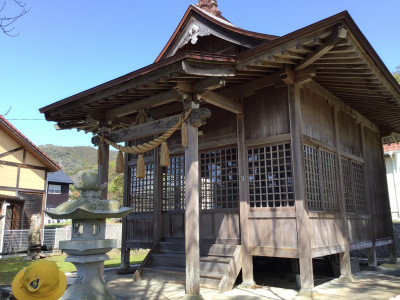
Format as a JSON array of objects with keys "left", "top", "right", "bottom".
[
  {"left": 295, "top": 26, "right": 348, "bottom": 71},
  {"left": 105, "top": 89, "right": 182, "bottom": 119}
]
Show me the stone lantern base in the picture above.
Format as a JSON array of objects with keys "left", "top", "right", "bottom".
[{"left": 60, "top": 254, "right": 115, "bottom": 300}]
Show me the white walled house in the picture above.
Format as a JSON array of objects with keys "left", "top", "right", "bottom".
[{"left": 384, "top": 143, "right": 400, "bottom": 220}]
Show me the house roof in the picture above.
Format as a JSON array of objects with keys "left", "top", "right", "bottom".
[
  {"left": 47, "top": 170, "right": 74, "bottom": 184},
  {"left": 0, "top": 115, "right": 60, "bottom": 172},
  {"left": 383, "top": 142, "right": 400, "bottom": 153},
  {"left": 39, "top": 8, "right": 400, "bottom": 143}
]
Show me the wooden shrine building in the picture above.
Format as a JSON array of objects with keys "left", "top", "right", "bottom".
[{"left": 40, "top": 1, "right": 400, "bottom": 296}]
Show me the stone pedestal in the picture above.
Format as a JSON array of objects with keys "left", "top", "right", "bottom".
[{"left": 60, "top": 254, "right": 115, "bottom": 300}]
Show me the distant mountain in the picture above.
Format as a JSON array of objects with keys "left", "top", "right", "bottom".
[{"left": 39, "top": 144, "right": 118, "bottom": 176}]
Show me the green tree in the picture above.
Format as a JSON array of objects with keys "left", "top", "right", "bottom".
[
  {"left": 108, "top": 161, "right": 124, "bottom": 205},
  {"left": 394, "top": 66, "right": 400, "bottom": 84}
]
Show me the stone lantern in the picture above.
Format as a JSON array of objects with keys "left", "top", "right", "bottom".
[{"left": 45, "top": 170, "right": 133, "bottom": 300}]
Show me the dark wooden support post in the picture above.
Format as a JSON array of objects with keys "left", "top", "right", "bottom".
[
  {"left": 237, "top": 113, "right": 254, "bottom": 285},
  {"left": 360, "top": 125, "right": 377, "bottom": 270},
  {"left": 153, "top": 135, "right": 162, "bottom": 243},
  {"left": 98, "top": 141, "right": 109, "bottom": 199},
  {"left": 288, "top": 83, "right": 314, "bottom": 292},
  {"left": 184, "top": 123, "right": 203, "bottom": 299},
  {"left": 333, "top": 108, "right": 352, "bottom": 279},
  {"left": 121, "top": 148, "right": 130, "bottom": 268}
]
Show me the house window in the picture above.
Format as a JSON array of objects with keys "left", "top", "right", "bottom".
[
  {"left": 127, "top": 163, "right": 154, "bottom": 212},
  {"left": 48, "top": 184, "right": 61, "bottom": 194},
  {"left": 304, "top": 145, "right": 339, "bottom": 211},
  {"left": 200, "top": 147, "right": 239, "bottom": 209},
  {"left": 162, "top": 155, "right": 185, "bottom": 211},
  {"left": 248, "top": 142, "right": 294, "bottom": 208},
  {"left": 342, "top": 157, "right": 367, "bottom": 213}
]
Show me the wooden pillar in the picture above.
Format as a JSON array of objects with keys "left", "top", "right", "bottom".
[
  {"left": 360, "top": 126, "right": 377, "bottom": 269},
  {"left": 98, "top": 141, "right": 109, "bottom": 199},
  {"left": 153, "top": 135, "right": 162, "bottom": 243},
  {"left": 288, "top": 84, "right": 314, "bottom": 291},
  {"left": 184, "top": 123, "right": 202, "bottom": 298},
  {"left": 333, "top": 108, "right": 352, "bottom": 277},
  {"left": 121, "top": 148, "right": 130, "bottom": 268},
  {"left": 237, "top": 113, "right": 254, "bottom": 284}
]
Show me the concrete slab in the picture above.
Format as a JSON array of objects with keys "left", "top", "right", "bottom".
[
  {"left": 102, "top": 264, "right": 400, "bottom": 300},
  {"left": 2, "top": 264, "right": 399, "bottom": 299}
]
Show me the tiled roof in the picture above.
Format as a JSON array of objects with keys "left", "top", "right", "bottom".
[
  {"left": 383, "top": 143, "right": 400, "bottom": 153},
  {"left": 0, "top": 115, "right": 60, "bottom": 172},
  {"left": 47, "top": 170, "right": 74, "bottom": 184}
]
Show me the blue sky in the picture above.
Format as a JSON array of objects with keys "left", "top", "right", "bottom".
[{"left": 1, "top": 0, "right": 399, "bottom": 147}]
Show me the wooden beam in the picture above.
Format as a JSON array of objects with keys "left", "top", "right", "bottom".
[
  {"left": 0, "top": 147, "right": 23, "bottom": 159},
  {"left": 182, "top": 61, "right": 236, "bottom": 77},
  {"left": 92, "top": 107, "right": 211, "bottom": 144},
  {"left": 105, "top": 89, "right": 182, "bottom": 119},
  {"left": 197, "top": 90, "right": 243, "bottom": 114},
  {"left": 295, "top": 26, "right": 348, "bottom": 71},
  {"left": 193, "top": 77, "right": 226, "bottom": 92},
  {"left": 175, "top": 78, "right": 226, "bottom": 95}
]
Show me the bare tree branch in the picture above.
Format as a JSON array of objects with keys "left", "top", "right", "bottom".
[
  {"left": 0, "top": 0, "right": 29, "bottom": 36},
  {"left": 1, "top": 106, "right": 12, "bottom": 116}
]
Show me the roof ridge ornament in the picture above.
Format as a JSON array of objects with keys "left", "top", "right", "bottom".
[{"left": 196, "top": 0, "right": 221, "bottom": 17}]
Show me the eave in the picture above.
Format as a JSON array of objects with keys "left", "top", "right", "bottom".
[{"left": 236, "top": 11, "right": 400, "bottom": 141}]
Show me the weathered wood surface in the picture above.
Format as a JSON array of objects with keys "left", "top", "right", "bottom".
[
  {"left": 333, "top": 107, "right": 351, "bottom": 276},
  {"left": 197, "top": 90, "right": 243, "bottom": 114},
  {"left": 248, "top": 218, "right": 298, "bottom": 249},
  {"left": 106, "top": 89, "right": 182, "bottom": 119},
  {"left": 161, "top": 210, "right": 240, "bottom": 242},
  {"left": 289, "top": 83, "right": 314, "bottom": 290},
  {"left": 244, "top": 86, "right": 290, "bottom": 140},
  {"left": 185, "top": 123, "right": 201, "bottom": 295},
  {"left": 300, "top": 87, "right": 335, "bottom": 147},
  {"left": 237, "top": 113, "right": 253, "bottom": 283}
]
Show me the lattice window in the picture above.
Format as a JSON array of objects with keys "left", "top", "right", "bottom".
[
  {"left": 304, "top": 145, "right": 321, "bottom": 210},
  {"left": 200, "top": 147, "right": 239, "bottom": 209},
  {"left": 352, "top": 161, "right": 367, "bottom": 212},
  {"left": 248, "top": 142, "right": 294, "bottom": 208},
  {"left": 341, "top": 158, "right": 353, "bottom": 211},
  {"left": 321, "top": 150, "right": 339, "bottom": 210},
  {"left": 162, "top": 155, "right": 185, "bottom": 211},
  {"left": 342, "top": 157, "right": 367, "bottom": 213},
  {"left": 127, "top": 163, "right": 154, "bottom": 212},
  {"left": 304, "top": 145, "right": 339, "bottom": 211}
]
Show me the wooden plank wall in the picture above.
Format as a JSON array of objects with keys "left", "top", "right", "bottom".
[
  {"left": 362, "top": 127, "right": 392, "bottom": 240},
  {"left": 243, "top": 86, "right": 299, "bottom": 257},
  {"left": 244, "top": 87, "right": 289, "bottom": 139},
  {"left": 300, "top": 87, "right": 345, "bottom": 253}
]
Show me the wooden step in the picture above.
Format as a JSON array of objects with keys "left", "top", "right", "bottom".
[
  {"left": 157, "top": 242, "right": 237, "bottom": 257},
  {"left": 150, "top": 253, "right": 229, "bottom": 273},
  {"left": 140, "top": 266, "right": 221, "bottom": 288}
]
